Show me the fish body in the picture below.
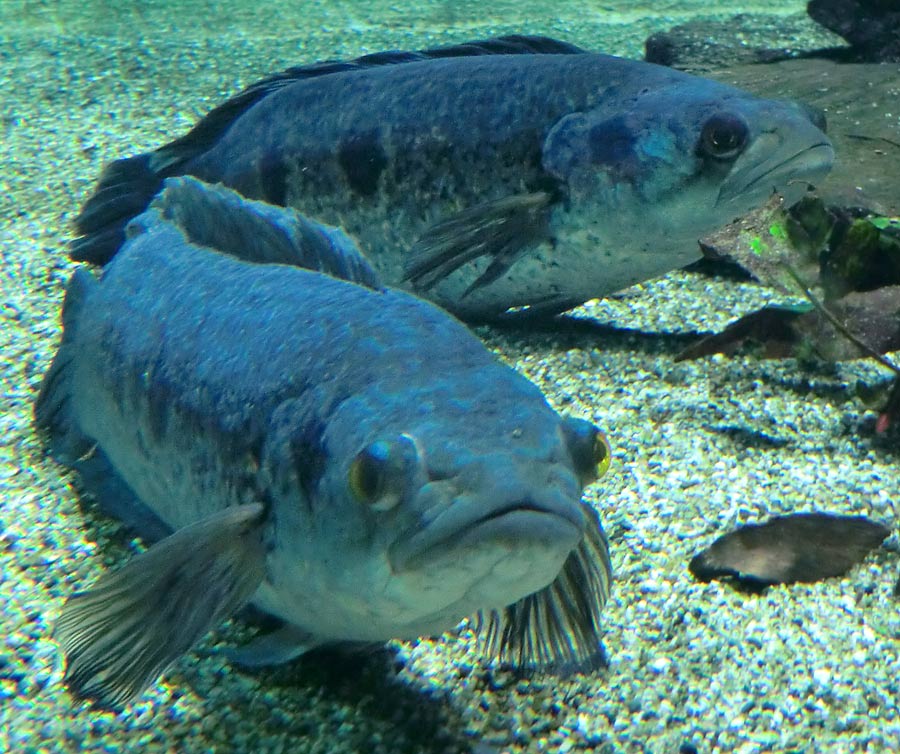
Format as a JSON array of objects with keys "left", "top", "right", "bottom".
[
  {"left": 37, "top": 177, "right": 612, "bottom": 705},
  {"left": 72, "top": 36, "right": 833, "bottom": 319}
]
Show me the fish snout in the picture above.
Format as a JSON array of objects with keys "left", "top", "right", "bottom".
[
  {"left": 388, "top": 457, "right": 587, "bottom": 574},
  {"left": 716, "top": 107, "right": 834, "bottom": 210}
]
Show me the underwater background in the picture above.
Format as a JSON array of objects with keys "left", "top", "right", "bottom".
[{"left": 2, "top": 1, "right": 900, "bottom": 752}]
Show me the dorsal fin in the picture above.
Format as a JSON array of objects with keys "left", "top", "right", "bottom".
[
  {"left": 70, "top": 35, "right": 586, "bottom": 266},
  {"left": 132, "top": 176, "right": 383, "bottom": 290},
  {"left": 151, "top": 35, "right": 586, "bottom": 174}
]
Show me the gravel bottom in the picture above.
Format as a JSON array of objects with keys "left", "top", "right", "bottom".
[{"left": 3, "top": 2, "right": 899, "bottom": 753}]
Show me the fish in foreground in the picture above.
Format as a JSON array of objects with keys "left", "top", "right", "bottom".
[
  {"left": 71, "top": 35, "right": 834, "bottom": 320},
  {"left": 36, "top": 176, "right": 613, "bottom": 707}
]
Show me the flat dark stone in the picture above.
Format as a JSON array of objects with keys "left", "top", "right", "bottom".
[
  {"left": 644, "top": 16, "right": 822, "bottom": 70},
  {"left": 689, "top": 512, "right": 890, "bottom": 588},
  {"left": 643, "top": 16, "right": 899, "bottom": 216}
]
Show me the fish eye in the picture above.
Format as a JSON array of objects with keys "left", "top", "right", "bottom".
[
  {"left": 349, "top": 442, "right": 387, "bottom": 503},
  {"left": 593, "top": 432, "right": 612, "bottom": 478},
  {"left": 698, "top": 113, "right": 749, "bottom": 160},
  {"left": 348, "top": 434, "right": 420, "bottom": 510},
  {"left": 561, "top": 417, "right": 611, "bottom": 486}
]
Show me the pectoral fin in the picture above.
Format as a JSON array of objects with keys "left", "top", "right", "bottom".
[
  {"left": 55, "top": 503, "right": 267, "bottom": 708},
  {"left": 404, "top": 191, "right": 553, "bottom": 295},
  {"left": 473, "top": 505, "right": 611, "bottom": 674}
]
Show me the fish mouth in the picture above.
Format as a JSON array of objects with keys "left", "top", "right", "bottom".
[
  {"left": 389, "top": 499, "right": 584, "bottom": 574},
  {"left": 716, "top": 140, "right": 834, "bottom": 209}
]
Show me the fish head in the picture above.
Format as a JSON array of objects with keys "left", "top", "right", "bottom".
[
  {"left": 381, "top": 413, "right": 610, "bottom": 609},
  {"left": 542, "top": 82, "right": 834, "bottom": 249},
  {"left": 262, "top": 383, "right": 611, "bottom": 643}
]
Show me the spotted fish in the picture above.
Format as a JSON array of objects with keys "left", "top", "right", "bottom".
[
  {"left": 37, "top": 177, "right": 612, "bottom": 707},
  {"left": 70, "top": 35, "right": 833, "bottom": 320}
]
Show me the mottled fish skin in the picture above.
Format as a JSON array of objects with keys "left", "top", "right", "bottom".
[
  {"left": 38, "top": 178, "right": 612, "bottom": 705},
  {"left": 70, "top": 35, "right": 833, "bottom": 320}
]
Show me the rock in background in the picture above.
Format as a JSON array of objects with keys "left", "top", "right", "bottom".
[
  {"left": 708, "top": 59, "right": 900, "bottom": 216},
  {"left": 808, "top": 0, "right": 900, "bottom": 62},
  {"left": 643, "top": 11, "right": 900, "bottom": 216},
  {"left": 644, "top": 14, "right": 837, "bottom": 69}
]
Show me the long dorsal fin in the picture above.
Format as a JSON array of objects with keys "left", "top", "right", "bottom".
[
  {"left": 70, "top": 35, "right": 586, "bottom": 266},
  {"left": 151, "top": 35, "right": 587, "bottom": 174},
  {"left": 133, "top": 176, "right": 384, "bottom": 289}
]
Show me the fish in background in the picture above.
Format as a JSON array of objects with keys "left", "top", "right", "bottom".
[
  {"left": 70, "top": 35, "right": 833, "bottom": 320},
  {"left": 36, "top": 177, "right": 613, "bottom": 707}
]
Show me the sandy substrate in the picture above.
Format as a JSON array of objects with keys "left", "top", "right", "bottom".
[{"left": 3, "top": 2, "right": 900, "bottom": 752}]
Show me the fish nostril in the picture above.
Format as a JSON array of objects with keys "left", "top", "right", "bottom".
[
  {"left": 426, "top": 467, "right": 457, "bottom": 483},
  {"left": 798, "top": 102, "right": 827, "bottom": 133}
]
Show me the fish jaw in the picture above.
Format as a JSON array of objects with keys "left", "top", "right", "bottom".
[
  {"left": 376, "top": 499, "right": 587, "bottom": 640},
  {"left": 258, "top": 497, "right": 586, "bottom": 645},
  {"left": 261, "top": 436, "right": 592, "bottom": 643},
  {"left": 716, "top": 129, "right": 834, "bottom": 212},
  {"left": 388, "top": 490, "right": 585, "bottom": 607}
]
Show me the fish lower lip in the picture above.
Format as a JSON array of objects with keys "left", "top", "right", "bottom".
[
  {"left": 717, "top": 142, "right": 835, "bottom": 206},
  {"left": 461, "top": 504, "right": 582, "bottom": 542},
  {"left": 461, "top": 507, "right": 582, "bottom": 542},
  {"left": 390, "top": 506, "right": 583, "bottom": 573}
]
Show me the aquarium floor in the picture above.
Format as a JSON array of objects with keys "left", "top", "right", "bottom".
[{"left": 2, "top": 2, "right": 898, "bottom": 753}]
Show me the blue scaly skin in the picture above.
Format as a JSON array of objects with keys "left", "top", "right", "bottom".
[
  {"left": 71, "top": 36, "right": 833, "bottom": 320},
  {"left": 37, "top": 177, "right": 612, "bottom": 707}
]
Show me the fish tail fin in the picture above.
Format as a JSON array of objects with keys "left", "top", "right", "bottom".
[
  {"left": 34, "top": 268, "right": 97, "bottom": 462},
  {"left": 70, "top": 154, "right": 165, "bottom": 265}
]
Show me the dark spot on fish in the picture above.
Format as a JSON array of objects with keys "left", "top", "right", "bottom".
[
  {"left": 391, "top": 140, "right": 453, "bottom": 191},
  {"left": 588, "top": 117, "right": 636, "bottom": 167},
  {"left": 145, "top": 377, "right": 170, "bottom": 443},
  {"left": 689, "top": 512, "right": 889, "bottom": 591},
  {"left": 338, "top": 129, "right": 388, "bottom": 197},
  {"left": 585, "top": 116, "right": 647, "bottom": 184},
  {"left": 290, "top": 422, "right": 328, "bottom": 505},
  {"left": 259, "top": 155, "right": 289, "bottom": 206}
]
